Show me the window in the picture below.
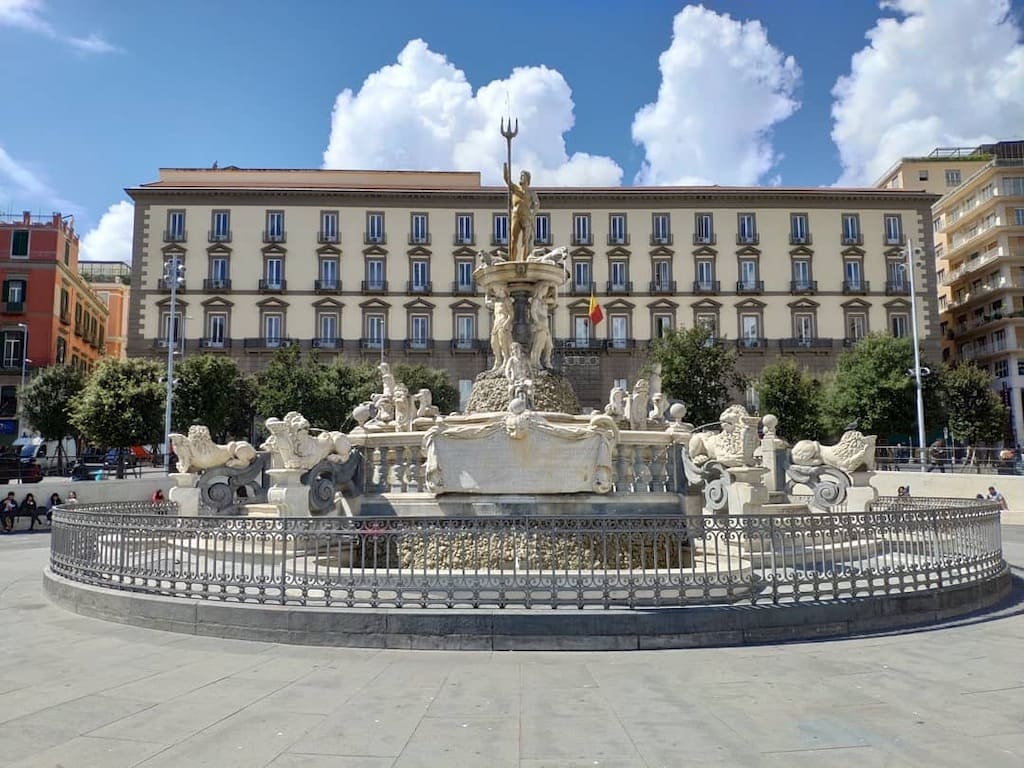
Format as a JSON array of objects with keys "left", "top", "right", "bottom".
[
  {"left": 63, "top": 240, "right": 69, "bottom": 265},
  {"left": 653, "top": 314, "right": 672, "bottom": 338},
  {"left": 410, "top": 213, "right": 429, "bottom": 244},
  {"left": 207, "top": 314, "right": 227, "bottom": 346},
  {"left": 696, "top": 313, "right": 717, "bottom": 338},
  {"left": 737, "top": 213, "right": 757, "bottom": 244},
  {"left": 696, "top": 259, "right": 714, "bottom": 289},
  {"left": 11, "top": 230, "right": 29, "bottom": 257},
  {"left": 847, "top": 313, "right": 867, "bottom": 341},
  {"left": 792, "top": 260, "right": 812, "bottom": 290},
  {"left": 455, "top": 315, "right": 475, "bottom": 348},
  {"left": 608, "top": 214, "right": 626, "bottom": 245},
  {"left": 652, "top": 213, "right": 671, "bottom": 244},
  {"left": 320, "top": 211, "right": 339, "bottom": 243},
  {"left": 945, "top": 169, "right": 961, "bottom": 187},
  {"left": 842, "top": 213, "right": 860, "bottom": 244},
  {"left": 3, "top": 335, "right": 22, "bottom": 368},
  {"left": 739, "top": 259, "right": 758, "bottom": 291},
  {"left": 995, "top": 359, "right": 1009, "bottom": 379},
  {"left": 1017, "top": 360, "right": 1024, "bottom": 377},
  {"left": 994, "top": 328, "right": 1007, "bottom": 350},
  {"left": 534, "top": 214, "right": 550, "bottom": 245},
  {"left": 365, "top": 314, "right": 385, "bottom": 347},
  {"left": 55, "top": 337, "right": 66, "bottom": 365},
  {"left": 456, "top": 213, "right": 473, "bottom": 245},
  {"left": 166, "top": 211, "right": 185, "bottom": 241},
  {"left": 366, "top": 212, "right": 385, "bottom": 244},
  {"left": 884, "top": 214, "right": 902, "bottom": 244},
  {"left": 613, "top": 378, "right": 628, "bottom": 391},
  {"left": 265, "top": 211, "right": 284, "bottom": 242},
  {"left": 1015, "top": 208, "right": 1024, "bottom": 227},
  {"left": 1003, "top": 177, "right": 1024, "bottom": 196},
  {"left": 610, "top": 316, "right": 628, "bottom": 348},
  {"left": 319, "top": 258, "right": 339, "bottom": 290},
  {"left": 456, "top": 260, "right": 474, "bottom": 292},
  {"left": 4, "top": 279, "right": 25, "bottom": 305},
  {"left": 411, "top": 260, "right": 430, "bottom": 291},
  {"left": 695, "top": 213, "right": 714, "bottom": 244},
  {"left": 573, "top": 214, "right": 591, "bottom": 245},
  {"left": 844, "top": 260, "right": 863, "bottom": 290},
  {"left": 794, "top": 314, "right": 814, "bottom": 342},
  {"left": 318, "top": 313, "right": 338, "bottom": 343},
  {"left": 264, "top": 258, "right": 283, "bottom": 289},
  {"left": 210, "top": 257, "right": 229, "bottom": 286},
  {"left": 653, "top": 260, "right": 671, "bottom": 290},
  {"left": 610, "top": 261, "right": 628, "bottom": 290},
  {"left": 573, "top": 260, "right": 591, "bottom": 291},
  {"left": 933, "top": 216, "right": 943, "bottom": 233},
  {"left": 790, "top": 214, "right": 808, "bottom": 244},
  {"left": 161, "top": 310, "right": 183, "bottom": 343},
  {"left": 492, "top": 214, "right": 508, "bottom": 245},
  {"left": 887, "top": 260, "right": 907, "bottom": 290},
  {"left": 459, "top": 379, "right": 473, "bottom": 411},
  {"left": 60, "top": 288, "right": 69, "bottom": 320},
  {"left": 890, "top": 313, "right": 909, "bottom": 338},
  {"left": 410, "top": 315, "right": 429, "bottom": 348},
  {"left": 264, "top": 314, "right": 283, "bottom": 344},
  {"left": 366, "top": 258, "right": 385, "bottom": 290},
  {"left": 211, "top": 211, "right": 230, "bottom": 241},
  {"left": 741, "top": 315, "right": 760, "bottom": 345},
  {"left": 574, "top": 316, "right": 591, "bottom": 345},
  {"left": 918, "top": 169, "right": 929, "bottom": 181}
]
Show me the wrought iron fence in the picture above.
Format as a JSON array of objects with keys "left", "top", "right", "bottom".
[{"left": 49, "top": 498, "right": 1004, "bottom": 610}]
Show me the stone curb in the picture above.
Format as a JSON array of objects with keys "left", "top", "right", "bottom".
[{"left": 42, "top": 567, "right": 1012, "bottom": 651}]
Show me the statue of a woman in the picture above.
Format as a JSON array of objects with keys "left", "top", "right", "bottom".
[
  {"left": 487, "top": 285, "right": 514, "bottom": 370},
  {"left": 529, "top": 283, "right": 554, "bottom": 369}
]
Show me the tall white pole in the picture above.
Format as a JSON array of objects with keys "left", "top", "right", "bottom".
[
  {"left": 163, "top": 257, "right": 181, "bottom": 474},
  {"left": 18, "top": 322, "right": 28, "bottom": 436},
  {"left": 907, "top": 239, "right": 927, "bottom": 472}
]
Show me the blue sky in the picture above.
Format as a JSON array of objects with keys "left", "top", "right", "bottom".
[{"left": 0, "top": 0, "right": 1022, "bottom": 262}]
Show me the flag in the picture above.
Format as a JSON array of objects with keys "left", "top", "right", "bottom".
[{"left": 588, "top": 291, "right": 604, "bottom": 326}]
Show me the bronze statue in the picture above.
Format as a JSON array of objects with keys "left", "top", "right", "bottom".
[{"left": 503, "top": 162, "right": 540, "bottom": 261}]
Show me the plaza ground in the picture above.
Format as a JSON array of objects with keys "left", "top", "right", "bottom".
[{"left": 0, "top": 520, "right": 1022, "bottom": 766}]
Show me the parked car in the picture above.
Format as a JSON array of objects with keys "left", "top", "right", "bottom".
[
  {"left": 13, "top": 436, "right": 79, "bottom": 474},
  {"left": 0, "top": 455, "right": 43, "bottom": 484}
]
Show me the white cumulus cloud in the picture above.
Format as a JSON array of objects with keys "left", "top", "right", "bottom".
[
  {"left": 322, "top": 39, "right": 622, "bottom": 186},
  {"left": 80, "top": 200, "right": 133, "bottom": 263},
  {"left": 0, "top": 142, "right": 79, "bottom": 214},
  {"left": 631, "top": 5, "right": 801, "bottom": 186},
  {"left": 832, "top": 0, "right": 1024, "bottom": 186},
  {"left": 0, "top": 0, "right": 119, "bottom": 53}
]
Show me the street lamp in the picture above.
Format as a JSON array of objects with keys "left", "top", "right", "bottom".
[
  {"left": 16, "top": 322, "right": 28, "bottom": 391},
  {"left": 902, "top": 239, "right": 928, "bottom": 472},
  {"left": 162, "top": 257, "right": 185, "bottom": 474}
]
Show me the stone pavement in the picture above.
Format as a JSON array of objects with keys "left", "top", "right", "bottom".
[{"left": 1, "top": 527, "right": 1022, "bottom": 767}]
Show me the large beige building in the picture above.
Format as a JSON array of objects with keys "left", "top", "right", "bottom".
[{"left": 126, "top": 168, "right": 939, "bottom": 409}]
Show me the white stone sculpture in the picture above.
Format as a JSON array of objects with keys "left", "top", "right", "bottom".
[
  {"left": 487, "top": 285, "right": 514, "bottom": 371},
  {"left": 649, "top": 362, "right": 663, "bottom": 400},
  {"left": 604, "top": 386, "right": 628, "bottom": 421},
  {"left": 169, "top": 425, "right": 258, "bottom": 474},
  {"left": 262, "top": 411, "right": 352, "bottom": 470},
  {"left": 688, "top": 405, "right": 749, "bottom": 467},
  {"left": 527, "top": 245, "right": 569, "bottom": 268},
  {"left": 478, "top": 249, "right": 507, "bottom": 267},
  {"left": 791, "top": 431, "right": 878, "bottom": 473},
  {"left": 648, "top": 392, "right": 669, "bottom": 425},
  {"left": 414, "top": 388, "right": 439, "bottom": 419},
  {"left": 529, "top": 283, "right": 555, "bottom": 369},
  {"left": 392, "top": 383, "right": 416, "bottom": 432},
  {"left": 627, "top": 378, "right": 650, "bottom": 431}
]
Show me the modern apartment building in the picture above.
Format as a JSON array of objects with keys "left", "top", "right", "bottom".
[
  {"left": 79, "top": 261, "right": 131, "bottom": 360},
  {"left": 126, "top": 168, "right": 939, "bottom": 409},
  {"left": 0, "top": 212, "right": 109, "bottom": 440}
]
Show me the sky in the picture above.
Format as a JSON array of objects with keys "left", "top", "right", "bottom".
[{"left": 0, "top": 0, "right": 1022, "bottom": 265}]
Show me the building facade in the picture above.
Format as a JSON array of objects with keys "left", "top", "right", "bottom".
[
  {"left": 126, "top": 169, "right": 939, "bottom": 410},
  {"left": 0, "top": 212, "right": 109, "bottom": 441},
  {"left": 79, "top": 261, "right": 131, "bottom": 360}
]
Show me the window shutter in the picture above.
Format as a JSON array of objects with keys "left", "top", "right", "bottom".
[{"left": 1, "top": 280, "right": 8, "bottom": 301}]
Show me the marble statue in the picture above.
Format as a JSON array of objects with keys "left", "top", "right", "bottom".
[
  {"left": 414, "top": 388, "right": 439, "bottom": 419},
  {"left": 169, "top": 425, "right": 258, "bottom": 474},
  {"left": 487, "top": 285, "right": 514, "bottom": 371},
  {"left": 478, "top": 249, "right": 507, "bottom": 267},
  {"left": 687, "top": 405, "right": 748, "bottom": 467},
  {"left": 392, "top": 383, "right": 415, "bottom": 432},
  {"left": 529, "top": 283, "right": 555, "bottom": 369},
  {"left": 627, "top": 378, "right": 650, "bottom": 431},
  {"left": 503, "top": 341, "right": 533, "bottom": 404},
  {"left": 791, "top": 431, "right": 877, "bottom": 473},
  {"left": 648, "top": 392, "right": 669, "bottom": 425},
  {"left": 604, "top": 386, "right": 628, "bottom": 421},
  {"left": 649, "top": 362, "right": 663, "bottom": 400},
  {"left": 527, "top": 246, "right": 569, "bottom": 269},
  {"left": 262, "top": 411, "right": 352, "bottom": 470},
  {"left": 503, "top": 162, "right": 540, "bottom": 261}
]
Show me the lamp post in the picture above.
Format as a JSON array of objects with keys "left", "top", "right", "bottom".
[
  {"left": 16, "top": 322, "right": 28, "bottom": 436},
  {"left": 162, "top": 257, "right": 185, "bottom": 474},
  {"left": 904, "top": 239, "right": 928, "bottom": 473}
]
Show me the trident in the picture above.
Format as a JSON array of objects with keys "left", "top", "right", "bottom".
[{"left": 500, "top": 116, "right": 518, "bottom": 255}]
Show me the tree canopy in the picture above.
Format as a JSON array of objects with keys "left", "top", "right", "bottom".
[
  {"left": 19, "top": 364, "right": 86, "bottom": 472},
  {"left": 941, "top": 363, "right": 1009, "bottom": 446},
  {"left": 70, "top": 358, "right": 165, "bottom": 450},
  {"left": 172, "top": 355, "right": 256, "bottom": 442},
  {"left": 755, "top": 360, "right": 825, "bottom": 441}
]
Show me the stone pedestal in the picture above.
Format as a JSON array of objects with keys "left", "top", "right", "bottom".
[
  {"left": 266, "top": 468, "right": 309, "bottom": 517},
  {"left": 167, "top": 473, "right": 200, "bottom": 516},
  {"left": 725, "top": 467, "right": 770, "bottom": 516},
  {"left": 846, "top": 471, "right": 879, "bottom": 512}
]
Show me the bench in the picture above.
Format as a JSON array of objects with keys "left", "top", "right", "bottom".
[{"left": 2, "top": 504, "right": 49, "bottom": 531}]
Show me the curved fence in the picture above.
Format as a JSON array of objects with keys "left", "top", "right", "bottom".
[{"left": 49, "top": 498, "right": 1005, "bottom": 610}]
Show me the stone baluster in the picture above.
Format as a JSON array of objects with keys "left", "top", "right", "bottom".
[
  {"left": 650, "top": 445, "right": 668, "bottom": 492},
  {"left": 371, "top": 447, "right": 386, "bottom": 492},
  {"left": 387, "top": 447, "right": 403, "bottom": 492},
  {"left": 402, "top": 446, "right": 420, "bottom": 492},
  {"left": 614, "top": 444, "right": 631, "bottom": 493},
  {"left": 634, "top": 445, "right": 653, "bottom": 493}
]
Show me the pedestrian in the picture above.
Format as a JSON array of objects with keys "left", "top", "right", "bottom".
[
  {"left": 66, "top": 490, "right": 78, "bottom": 504},
  {"left": 927, "top": 440, "right": 946, "bottom": 472},
  {"left": 151, "top": 488, "right": 165, "bottom": 504},
  {"left": 987, "top": 486, "right": 1008, "bottom": 510},
  {"left": 19, "top": 492, "right": 44, "bottom": 530},
  {"left": 1, "top": 490, "right": 16, "bottom": 532},
  {"left": 46, "top": 492, "right": 62, "bottom": 524}
]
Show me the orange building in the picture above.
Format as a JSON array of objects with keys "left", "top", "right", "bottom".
[
  {"left": 80, "top": 261, "right": 131, "bottom": 360},
  {"left": 0, "top": 212, "right": 109, "bottom": 441}
]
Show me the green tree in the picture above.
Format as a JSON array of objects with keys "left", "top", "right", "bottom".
[
  {"left": 823, "top": 333, "right": 943, "bottom": 441},
  {"left": 385, "top": 363, "right": 459, "bottom": 415},
  {"left": 254, "top": 347, "right": 364, "bottom": 430},
  {"left": 70, "top": 358, "right": 165, "bottom": 477},
  {"left": 19, "top": 364, "right": 86, "bottom": 473},
  {"left": 755, "top": 360, "right": 825, "bottom": 441},
  {"left": 172, "top": 355, "right": 256, "bottom": 442},
  {"left": 647, "top": 325, "right": 746, "bottom": 428},
  {"left": 941, "top": 363, "right": 1008, "bottom": 446}
]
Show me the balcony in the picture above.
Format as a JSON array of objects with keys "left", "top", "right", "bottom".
[
  {"left": 533, "top": 234, "right": 552, "bottom": 246},
  {"left": 2, "top": 301, "right": 24, "bottom": 313},
  {"left": 941, "top": 248, "right": 1017, "bottom": 286},
  {"left": 736, "top": 338, "right": 768, "bottom": 350},
  {"left": 452, "top": 281, "right": 477, "bottom": 295},
  {"left": 203, "top": 278, "right": 231, "bottom": 292},
  {"left": 208, "top": 230, "right": 232, "bottom": 243},
  {"left": 790, "top": 280, "right": 817, "bottom": 294},
  {"left": 453, "top": 235, "right": 475, "bottom": 246},
  {"left": 570, "top": 281, "right": 596, "bottom": 296},
  {"left": 650, "top": 234, "right": 673, "bottom": 246},
  {"left": 841, "top": 233, "right": 863, "bottom": 246},
  {"left": 780, "top": 338, "right": 834, "bottom": 351},
  {"left": 884, "top": 234, "right": 906, "bottom": 246},
  {"left": 558, "top": 338, "right": 606, "bottom": 351},
  {"left": 692, "top": 280, "right": 720, "bottom": 294},
  {"left": 789, "top": 233, "right": 813, "bottom": 246},
  {"left": 843, "top": 337, "right": 865, "bottom": 348},
  {"left": 199, "top": 337, "right": 232, "bottom": 350},
  {"left": 243, "top": 337, "right": 295, "bottom": 350},
  {"left": 404, "top": 339, "right": 434, "bottom": 352},
  {"left": 842, "top": 280, "right": 870, "bottom": 295},
  {"left": 491, "top": 236, "right": 509, "bottom": 247},
  {"left": 736, "top": 280, "right": 763, "bottom": 295},
  {"left": 163, "top": 229, "right": 186, "bottom": 243},
  {"left": 885, "top": 280, "right": 910, "bottom": 296},
  {"left": 606, "top": 281, "right": 633, "bottom": 295},
  {"left": 262, "top": 230, "right": 286, "bottom": 244},
  {"left": 451, "top": 339, "right": 483, "bottom": 352},
  {"left": 649, "top": 280, "right": 677, "bottom": 294},
  {"left": 258, "top": 279, "right": 286, "bottom": 293},
  {"left": 317, "top": 231, "right": 339, "bottom": 244},
  {"left": 359, "top": 338, "right": 390, "bottom": 350},
  {"left": 607, "top": 234, "right": 630, "bottom": 246},
  {"left": 736, "top": 234, "right": 759, "bottom": 246},
  {"left": 312, "top": 337, "right": 343, "bottom": 350},
  {"left": 408, "top": 234, "right": 431, "bottom": 246},
  {"left": 314, "top": 279, "right": 342, "bottom": 294},
  {"left": 157, "top": 278, "right": 186, "bottom": 292},
  {"left": 152, "top": 337, "right": 184, "bottom": 352},
  {"left": 361, "top": 280, "right": 388, "bottom": 294},
  {"left": 693, "top": 234, "right": 716, "bottom": 246},
  {"left": 571, "top": 234, "right": 593, "bottom": 246},
  {"left": 606, "top": 338, "right": 637, "bottom": 352},
  {"left": 407, "top": 281, "right": 433, "bottom": 295},
  {"left": 364, "top": 232, "right": 386, "bottom": 245}
]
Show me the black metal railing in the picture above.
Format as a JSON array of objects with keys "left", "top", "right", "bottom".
[
  {"left": 242, "top": 337, "right": 295, "bottom": 349},
  {"left": 649, "top": 280, "right": 677, "bottom": 294},
  {"left": 452, "top": 281, "right": 476, "bottom": 294},
  {"left": 790, "top": 280, "right": 817, "bottom": 293},
  {"left": 203, "top": 278, "right": 231, "bottom": 291},
  {"left": 735, "top": 280, "right": 763, "bottom": 294},
  {"left": 570, "top": 281, "right": 596, "bottom": 296},
  {"left": 607, "top": 235, "right": 630, "bottom": 246},
  {"left": 258, "top": 279, "right": 287, "bottom": 292},
  {"left": 262, "top": 230, "right": 286, "bottom": 243},
  {"left": 361, "top": 280, "right": 388, "bottom": 293},
  {"left": 208, "top": 230, "right": 232, "bottom": 243},
  {"left": 692, "top": 280, "right": 720, "bottom": 294},
  {"left": 315, "top": 279, "right": 342, "bottom": 293},
  {"left": 406, "top": 281, "right": 433, "bottom": 294},
  {"left": 736, "top": 337, "right": 768, "bottom": 350},
  {"left": 404, "top": 339, "right": 434, "bottom": 351},
  {"left": 779, "top": 337, "right": 834, "bottom": 350},
  {"left": 199, "top": 337, "right": 232, "bottom": 349},
  {"left": 885, "top": 280, "right": 910, "bottom": 295},
  {"left": 606, "top": 281, "right": 633, "bottom": 294},
  {"left": 311, "top": 337, "right": 343, "bottom": 349},
  {"left": 842, "top": 280, "right": 870, "bottom": 294}
]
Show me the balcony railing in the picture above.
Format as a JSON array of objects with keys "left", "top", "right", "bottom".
[
  {"left": 152, "top": 337, "right": 184, "bottom": 351},
  {"left": 208, "top": 230, "right": 231, "bottom": 243},
  {"left": 452, "top": 281, "right": 476, "bottom": 295},
  {"left": 491, "top": 235, "right": 509, "bottom": 247},
  {"left": 841, "top": 233, "right": 863, "bottom": 246},
  {"left": 450, "top": 339, "right": 483, "bottom": 352},
  {"left": 315, "top": 279, "right": 342, "bottom": 294},
  {"left": 650, "top": 234, "right": 673, "bottom": 246},
  {"left": 571, "top": 281, "right": 596, "bottom": 296},
  {"left": 199, "top": 338, "right": 232, "bottom": 350},
  {"left": 606, "top": 338, "right": 637, "bottom": 351},
  {"left": 842, "top": 280, "right": 870, "bottom": 294},
  {"left": 359, "top": 338, "right": 391, "bottom": 350},
  {"left": 885, "top": 280, "right": 910, "bottom": 295},
  {"left": 203, "top": 278, "right": 231, "bottom": 292},
  {"left": 557, "top": 338, "right": 606, "bottom": 351},
  {"left": 606, "top": 281, "right": 633, "bottom": 295},
  {"left": 404, "top": 339, "right": 434, "bottom": 351},
  {"left": 362, "top": 280, "right": 388, "bottom": 293},
  {"left": 163, "top": 229, "right": 186, "bottom": 243},
  {"left": 607, "top": 234, "right": 630, "bottom": 246},
  {"left": 312, "top": 337, "right": 342, "bottom": 350},
  {"left": 243, "top": 337, "right": 295, "bottom": 350},
  {"left": 364, "top": 233, "right": 386, "bottom": 245},
  {"left": 736, "top": 337, "right": 768, "bottom": 350},
  {"left": 693, "top": 234, "right": 716, "bottom": 246},
  {"left": 453, "top": 235, "right": 475, "bottom": 246},
  {"left": 884, "top": 234, "right": 906, "bottom": 246},
  {"left": 406, "top": 281, "right": 433, "bottom": 295},
  {"left": 317, "top": 232, "right": 339, "bottom": 244},
  {"left": 780, "top": 338, "right": 834, "bottom": 350},
  {"left": 533, "top": 234, "right": 552, "bottom": 246},
  {"left": 258, "top": 279, "right": 286, "bottom": 292},
  {"left": 2, "top": 301, "right": 24, "bottom": 313},
  {"left": 736, "top": 234, "right": 759, "bottom": 246},
  {"left": 843, "top": 337, "right": 864, "bottom": 348},
  {"left": 571, "top": 234, "right": 593, "bottom": 246},
  {"left": 692, "top": 280, "right": 720, "bottom": 294},
  {"left": 940, "top": 248, "right": 1019, "bottom": 286},
  {"left": 735, "top": 280, "right": 763, "bottom": 294},
  {"left": 408, "top": 234, "right": 431, "bottom": 246},
  {"left": 789, "top": 233, "right": 813, "bottom": 246},
  {"left": 262, "top": 231, "right": 286, "bottom": 244},
  {"left": 157, "top": 278, "right": 186, "bottom": 292},
  {"left": 649, "top": 280, "right": 677, "bottom": 294},
  {"left": 790, "top": 280, "right": 817, "bottom": 294}
]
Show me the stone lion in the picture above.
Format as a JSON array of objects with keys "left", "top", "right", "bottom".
[
  {"left": 791, "top": 431, "right": 877, "bottom": 473},
  {"left": 687, "top": 405, "right": 748, "bottom": 467},
  {"left": 262, "top": 411, "right": 352, "bottom": 470},
  {"left": 169, "top": 425, "right": 257, "bottom": 474}
]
